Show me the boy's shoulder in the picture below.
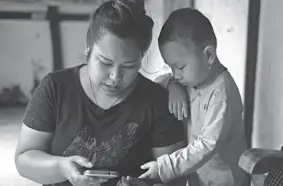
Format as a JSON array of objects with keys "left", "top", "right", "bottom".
[
  {"left": 196, "top": 70, "right": 242, "bottom": 107},
  {"left": 211, "top": 70, "right": 242, "bottom": 107}
]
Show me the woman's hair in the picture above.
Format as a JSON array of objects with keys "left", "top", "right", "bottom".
[{"left": 85, "top": 0, "right": 154, "bottom": 60}]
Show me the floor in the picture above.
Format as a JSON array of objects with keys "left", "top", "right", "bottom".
[
  {"left": 0, "top": 107, "right": 39, "bottom": 186},
  {"left": 0, "top": 107, "right": 266, "bottom": 186}
]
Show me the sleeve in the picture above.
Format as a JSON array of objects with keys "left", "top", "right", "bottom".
[
  {"left": 23, "top": 74, "right": 56, "bottom": 132},
  {"left": 157, "top": 89, "right": 238, "bottom": 183},
  {"left": 150, "top": 91, "right": 184, "bottom": 148}
]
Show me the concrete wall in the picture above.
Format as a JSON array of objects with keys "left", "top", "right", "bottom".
[
  {"left": 0, "top": 1, "right": 192, "bottom": 99},
  {"left": 252, "top": 0, "right": 283, "bottom": 150},
  {"left": 60, "top": 21, "right": 89, "bottom": 68},
  {"left": 0, "top": 20, "right": 53, "bottom": 99},
  {"left": 140, "top": 0, "right": 192, "bottom": 81},
  {"left": 194, "top": 0, "right": 249, "bottom": 99},
  {"left": 0, "top": 2, "right": 93, "bottom": 99}
]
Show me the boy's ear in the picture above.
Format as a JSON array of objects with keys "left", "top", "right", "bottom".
[{"left": 204, "top": 45, "right": 216, "bottom": 66}]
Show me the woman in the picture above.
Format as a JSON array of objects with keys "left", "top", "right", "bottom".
[{"left": 14, "top": 1, "right": 184, "bottom": 186}]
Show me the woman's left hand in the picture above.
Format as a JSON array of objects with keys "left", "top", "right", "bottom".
[{"left": 118, "top": 176, "right": 149, "bottom": 186}]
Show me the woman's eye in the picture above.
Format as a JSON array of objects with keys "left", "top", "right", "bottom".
[
  {"left": 179, "top": 66, "right": 186, "bottom": 70},
  {"left": 123, "top": 65, "right": 134, "bottom": 69},
  {"left": 100, "top": 61, "right": 112, "bottom": 66}
]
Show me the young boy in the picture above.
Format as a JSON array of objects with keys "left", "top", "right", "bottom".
[{"left": 139, "top": 8, "right": 249, "bottom": 186}]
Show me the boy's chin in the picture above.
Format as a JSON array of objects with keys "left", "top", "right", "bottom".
[{"left": 179, "top": 81, "right": 194, "bottom": 87}]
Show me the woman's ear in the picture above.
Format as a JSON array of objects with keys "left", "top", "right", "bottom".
[{"left": 204, "top": 45, "right": 216, "bottom": 66}]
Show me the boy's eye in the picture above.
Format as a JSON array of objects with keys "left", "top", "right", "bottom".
[{"left": 179, "top": 66, "right": 186, "bottom": 70}]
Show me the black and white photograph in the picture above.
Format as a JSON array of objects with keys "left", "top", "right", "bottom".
[{"left": 0, "top": 0, "right": 282, "bottom": 186}]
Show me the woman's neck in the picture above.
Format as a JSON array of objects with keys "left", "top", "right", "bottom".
[{"left": 80, "top": 65, "right": 137, "bottom": 110}]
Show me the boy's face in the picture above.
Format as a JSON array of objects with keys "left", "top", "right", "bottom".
[{"left": 160, "top": 39, "right": 210, "bottom": 87}]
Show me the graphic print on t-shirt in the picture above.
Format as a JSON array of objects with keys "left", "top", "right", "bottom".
[
  {"left": 62, "top": 122, "right": 139, "bottom": 167},
  {"left": 62, "top": 125, "right": 97, "bottom": 160}
]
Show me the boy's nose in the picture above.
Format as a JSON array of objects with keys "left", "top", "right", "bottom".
[{"left": 172, "top": 69, "right": 182, "bottom": 80}]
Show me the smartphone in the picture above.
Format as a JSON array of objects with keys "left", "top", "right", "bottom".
[{"left": 83, "top": 170, "right": 119, "bottom": 179}]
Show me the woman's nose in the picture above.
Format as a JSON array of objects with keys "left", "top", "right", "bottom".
[{"left": 109, "top": 67, "right": 123, "bottom": 82}]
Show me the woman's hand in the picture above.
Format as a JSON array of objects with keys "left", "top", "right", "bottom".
[
  {"left": 168, "top": 82, "right": 189, "bottom": 121},
  {"left": 58, "top": 155, "right": 107, "bottom": 186}
]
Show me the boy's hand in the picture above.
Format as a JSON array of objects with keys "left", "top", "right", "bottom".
[
  {"left": 168, "top": 82, "right": 188, "bottom": 120},
  {"left": 139, "top": 161, "right": 162, "bottom": 184}
]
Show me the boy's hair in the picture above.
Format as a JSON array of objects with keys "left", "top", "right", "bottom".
[{"left": 158, "top": 8, "right": 217, "bottom": 49}]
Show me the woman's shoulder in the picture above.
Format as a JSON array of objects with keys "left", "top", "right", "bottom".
[
  {"left": 136, "top": 74, "right": 169, "bottom": 101},
  {"left": 42, "top": 64, "right": 82, "bottom": 87},
  {"left": 37, "top": 65, "right": 83, "bottom": 96},
  {"left": 48, "top": 64, "right": 82, "bottom": 81}
]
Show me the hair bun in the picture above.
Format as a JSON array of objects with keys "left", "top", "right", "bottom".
[
  {"left": 115, "top": 0, "right": 146, "bottom": 14},
  {"left": 114, "top": 0, "right": 153, "bottom": 28}
]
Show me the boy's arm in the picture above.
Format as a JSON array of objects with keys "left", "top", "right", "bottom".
[
  {"left": 157, "top": 89, "right": 242, "bottom": 183},
  {"left": 155, "top": 74, "right": 189, "bottom": 120},
  {"left": 151, "top": 142, "right": 187, "bottom": 186},
  {"left": 154, "top": 74, "right": 174, "bottom": 89},
  {"left": 137, "top": 86, "right": 186, "bottom": 186}
]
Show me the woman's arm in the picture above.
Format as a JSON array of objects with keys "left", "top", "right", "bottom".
[
  {"left": 15, "top": 124, "right": 93, "bottom": 185},
  {"left": 15, "top": 124, "right": 67, "bottom": 184},
  {"left": 15, "top": 73, "right": 102, "bottom": 185}
]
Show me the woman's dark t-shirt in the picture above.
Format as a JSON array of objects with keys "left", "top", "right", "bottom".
[{"left": 23, "top": 65, "right": 184, "bottom": 186}]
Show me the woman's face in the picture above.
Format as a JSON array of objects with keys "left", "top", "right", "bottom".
[{"left": 88, "top": 32, "right": 142, "bottom": 97}]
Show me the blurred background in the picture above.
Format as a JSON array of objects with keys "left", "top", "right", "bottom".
[{"left": 0, "top": 0, "right": 282, "bottom": 185}]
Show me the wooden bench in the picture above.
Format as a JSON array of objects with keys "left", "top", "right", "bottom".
[{"left": 239, "top": 146, "right": 283, "bottom": 185}]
